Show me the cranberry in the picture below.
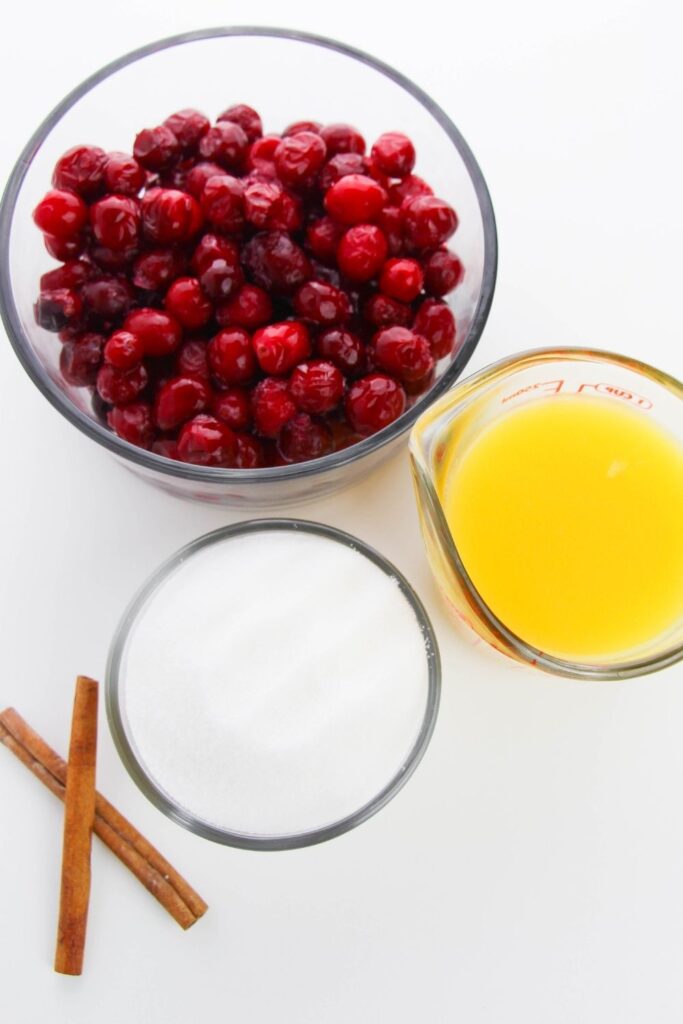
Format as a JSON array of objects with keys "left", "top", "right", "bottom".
[
  {"left": 363, "top": 292, "right": 412, "bottom": 329},
  {"left": 345, "top": 373, "right": 406, "bottom": 435},
  {"left": 401, "top": 195, "right": 458, "bottom": 249},
  {"left": 132, "top": 248, "right": 187, "bottom": 291},
  {"left": 319, "top": 153, "right": 368, "bottom": 192},
  {"left": 324, "top": 175, "right": 387, "bottom": 225},
  {"left": 108, "top": 402, "right": 155, "bottom": 448},
  {"left": 289, "top": 359, "right": 344, "bottom": 414},
  {"left": 33, "top": 189, "right": 87, "bottom": 238},
  {"left": 154, "top": 375, "right": 210, "bottom": 430},
  {"left": 200, "top": 175, "right": 245, "bottom": 233},
  {"left": 89, "top": 195, "right": 140, "bottom": 251},
  {"left": 218, "top": 104, "right": 263, "bottom": 143},
  {"left": 291, "top": 280, "right": 349, "bottom": 326},
  {"left": 216, "top": 284, "right": 273, "bottom": 329},
  {"left": 52, "top": 145, "right": 107, "bottom": 198},
  {"left": 104, "top": 329, "right": 144, "bottom": 369},
  {"left": 376, "top": 206, "right": 404, "bottom": 256},
  {"left": 337, "top": 224, "right": 388, "bottom": 282},
  {"left": 208, "top": 327, "right": 256, "bottom": 384},
  {"left": 277, "top": 413, "right": 332, "bottom": 463},
  {"left": 44, "top": 233, "right": 85, "bottom": 260},
  {"left": 306, "top": 217, "right": 344, "bottom": 264},
  {"left": 191, "top": 234, "right": 243, "bottom": 300},
  {"left": 164, "top": 277, "right": 213, "bottom": 328},
  {"left": 242, "top": 231, "right": 312, "bottom": 294},
  {"left": 141, "top": 188, "right": 203, "bottom": 243},
  {"left": 185, "top": 161, "right": 225, "bottom": 198},
  {"left": 423, "top": 248, "right": 464, "bottom": 296},
  {"left": 96, "top": 362, "right": 148, "bottom": 405},
  {"left": 274, "top": 132, "right": 327, "bottom": 187},
  {"left": 163, "top": 109, "right": 210, "bottom": 153},
  {"left": 175, "top": 339, "right": 210, "bottom": 381},
  {"left": 413, "top": 298, "right": 457, "bottom": 359},
  {"left": 253, "top": 321, "right": 310, "bottom": 375},
  {"left": 212, "top": 387, "right": 251, "bottom": 431},
  {"left": 371, "top": 326, "right": 434, "bottom": 384},
  {"left": 199, "top": 121, "right": 249, "bottom": 170},
  {"left": 370, "top": 133, "right": 416, "bottom": 178},
  {"left": 60, "top": 333, "right": 105, "bottom": 385},
  {"left": 177, "top": 414, "right": 236, "bottom": 466},
  {"left": 379, "top": 258, "right": 424, "bottom": 302},
  {"left": 133, "top": 125, "right": 180, "bottom": 171},
  {"left": 317, "top": 327, "right": 367, "bottom": 377},
  {"left": 320, "top": 123, "right": 365, "bottom": 156},
  {"left": 365, "top": 158, "right": 391, "bottom": 189},
  {"left": 243, "top": 180, "right": 302, "bottom": 231},
  {"left": 327, "top": 416, "right": 364, "bottom": 452},
  {"left": 158, "top": 158, "right": 195, "bottom": 191},
  {"left": 40, "top": 259, "right": 92, "bottom": 291},
  {"left": 124, "top": 308, "right": 182, "bottom": 356},
  {"left": 283, "top": 120, "right": 321, "bottom": 137},
  {"left": 152, "top": 438, "right": 179, "bottom": 460},
  {"left": 388, "top": 175, "right": 433, "bottom": 206},
  {"left": 251, "top": 378, "right": 297, "bottom": 437},
  {"left": 404, "top": 366, "right": 436, "bottom": 397},
  {"left": 104, "top": 152, "right": 146, "bottom": 196},
  {"left": 89, "top": 241, "right": 139, "bottom": 271},
  {"left": 80, "top": 275, "right": 134, "bottom": 322},
  {"left": 34, "top": 286, "right": 82, "bottom": 331},
  {"left": 234, "top": 433, "right": 264, "bottom": 468},
  {"left": 246, "top": 135, "right": 281, "bottom": 172}
]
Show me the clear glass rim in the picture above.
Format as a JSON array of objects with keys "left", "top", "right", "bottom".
[
  {"left": 105, "top": 517, "right": 442, "bottom": 850},
  {"left": 0, "top": 25, "right": 498, "bottom": 486},
  {"left": 410, "top": 346, "right": 683, "bottom": 680}
]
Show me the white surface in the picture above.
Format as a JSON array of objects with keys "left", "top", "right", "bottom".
[{"left": 1, "top": 1, "right": 682, "bottom": 1021}]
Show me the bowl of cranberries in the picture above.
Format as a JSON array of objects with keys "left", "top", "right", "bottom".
[{"left": 0, "top": 28, "right": 496, "bottom": 506}]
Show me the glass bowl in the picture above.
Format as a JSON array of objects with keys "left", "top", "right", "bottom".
[
  {"left": 410, "top": 348, "right": 683, "bottom": 680},
  {"left": 0, "top": 27, "right": 497, "bottom": 508}
]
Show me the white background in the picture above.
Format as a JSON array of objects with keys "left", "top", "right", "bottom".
[{"left": 1, "top": 2, "right": 682, "bottom": 1021}]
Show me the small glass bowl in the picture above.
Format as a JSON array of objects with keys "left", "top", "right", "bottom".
[
  {"left": 105, "top": 518, "right": 441, "bottom": 850},
  {"left": 410, "top": 348, "right": 683, "bottom": 680},
  {"left": 0, "top": 27, "right": 497, "bottom": 508}
]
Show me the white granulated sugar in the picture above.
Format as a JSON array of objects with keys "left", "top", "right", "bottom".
[{"left": 120, "top": 529, "right": 430, "bottom": 837}]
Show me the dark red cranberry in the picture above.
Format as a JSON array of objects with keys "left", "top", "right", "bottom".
[
  {"left": 310, "top": 262, "right": 343, "bottom": 287},
  {"left": 345, "top": 373, "right": 406, "bottom": 435},
  {"left": 305, "top": 217, "right": 344, "bottom": 264},
  {"left": 283, "top": 120, "right": 322, "bottom": 137},
  {"left": 123, "top": 308, "right": 182, "bottom": 356},
  {"left": 80, "top": 275, "right": 134, "bottom": 321},
  {"left": 132, "top": 248, "right": 187, "bottom": 291},
  {"left": 388, "top": 175, "right": 433, "bottom": 206},
  {"left": 199, "top": 121, "right": 249, "bottom": 170},
  {"left": 317, "top": 327, "right": 367, "bottom": 377},
  {"left": 251, "top": 377, "right": 297, "bottom": 437},
  {"left": 164, "top": 277, "right": 213, "bottom": 328},
  {"left": 243, "top": 180, "right": 302, "bottom": 231},
  {"left": 246, "top": 135, "right": 281, "bottom": 173},
  {"left": 185, "top": 161, "right": 225, "bottom": 198},
  {"left": 327, "top": 416, "right": 364, "bottom": 452},
  {"left": 200, "top": 175, "right": 245, "bottom": 233},
  {"left": 40, "top": 259, "right": 92, "bottom": 291},
  {"left": 242, "top": 231, "right": 312, "bottom": 294},
  {"left": 191, "top": 233, "right": 243, "bottom": 300},
  {"left": 151, "top": 438, "right": 179, "bottom": 459},
  {"left": 293, "top": 280, "right": 350, "bottom": 325},
  {"left": 324, "top": 175, "right": 387, "bottom": 225},
  {"left": 370, "top": 133, "right": 416, "bottom": 178},
  {"left": 277, "top": 413, "right": 332, "bottom": 463},
  {"left": 141, "top": 188, "right": 203, "bottom": 243},
  {"left": 154, "top": 375, "right": 210, "bottom": 430},
  {"left": 319, "top": 153, "right": 368, "bottom": 192},
  {"left": 44, "top": 233, "right": 85, "bottom": 260},
  {"left": 253, "top": 321, "right": 311, "bottom": 375},
  {"left": 211, "top": 387, "right": 251, "bottom": 431},
  {"left": 363, "top": 292, "right": 412, "bottom": 329},
  {"left": 337, "top": 224, "right": 388, "bottom": 282},
  {"left": 133, "top": 125, "right": 180, "bottom": 171},
  {"left": 97, "top": 362, "right": 148, "bottom": 405},
  {"left": 104, "top": 152, "right": 146, "bottom": 196},
  {"left": 163, "top": 109, "right": 210, "bottom": 153},
  {"left": 289, "top": 359, "right": 344, "bottom": 414},
  {"left": 89, "top": 241, "right": 139, "bottom": 271},
  {"left": 60, "top": 333, "right": 105, "bottom": 385},
  {"left": 208, "top": 327, "right": 256, "bottom": 384},
  {"left": 376, "top": 206, "right": 404, "bottom": 256},
  {"left": 217, "top": 104, "right": 263, "bottom": 143},
  {"left": 274, "top": 132, "right": 327, "bottom": 187},
  {"left": 404, "top": 366, "right": 436, "bottom": 397},
  {"left": 89, "top": 195, "right": 140, "bottom": 251},
  {"left": 158, "top": 158, "right": 195, "bottom": 191},
  {"left": 108, "top": 402, "right": 155, "bottom": 448},
  {"left": 379, "top": 257, "right": 424, "bottom": 302},
  {"left": 104, "top": 329, "right": 144, "bottom": 369},
  {"left": 371, "top": 326, "right": 434, "bottom": 384},
  {"left": 216, "top": 284, "right": 273, "bottom": 329},
  {"left": 234, "top": 433, "right": 264, "bottom": 468},
  {"left": 177, "top": 414, "right": 236, "bottom": 466},
  {"left": 175, "top": 339, "right": 210, "bottom": 381},
  {"left": 320, "top": 123, "right": 365, "bottom": 156},
  {"left": 34, "top": 288, "right": 82, "bottom": 331},
  {"left": 52, "top": 145, "right": 107, "bottom": 198},
  {"left": 413, "top": 298, "right": 457, "bottom": 359},
  {"left": 401, "top": 195, "right": 458, "bottom": 249},
  {"left": 33, "top": 189, "right": 87, "bottom": 238},
  {"left": 423, "top": 248, "right": 464, "bottom": 296}
]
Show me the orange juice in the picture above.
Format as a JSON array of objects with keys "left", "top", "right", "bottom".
[{"left": 440, "top": 396, "right": 683, "bottom": 661}]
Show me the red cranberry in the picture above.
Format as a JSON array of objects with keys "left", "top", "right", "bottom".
[
  {"left": 320, "top": 124, "right": 365, "bottom": 156},
  {"left": 242, "top": 231, "right": 312, "bottom": 294},
  {"left": 208, "top": 327, "right": 256, "bottom": 385},
  {"left": 44, "top": 233, "right": 85, "bottom": 260},
  {"left": 154, "top": 375, "right": 210, "bottom": 430},
  {"left": 305, "top": 217, "right": 344, "bottom": 264},
  {"left": 164, "top": 277, "right": 213, "bottom": 328},
  {"left": 319, "top": 153, "right": 368, "bottom": 192},
  {"left": 60, "top": 333, "right": 105, "bottom": 385},
  {"left": 345, "top": 373, "right": 406, "bottom": 435},
  {"left": 200, "top": 175, "right": 245, "bottom": 233},
  {"left": 218, "top": 104, "right": 263, "bottom": 143},
  {"left": 365, "top": 158, "right": 391, "bottom": 189},
  {"left": 401, "top": 195, "right": 458, "bottom": 249},
  {"left": 388, "top": 175, "right": 433, "bottom": 206},
  {"left": 413, "top": 299, "right": 457, "bottom": 359},
  {"left": 253, "top": 321, "right": 310, "bottom": 375},
  {"left": 141, "top": 188, "right": 203, "bottom": 243},
  {"left": 243, "top": 180, "right": 302, "bottom": 231},
  {"left": 216, "top": 284, "right": 273, "bottom": 329},
  {"left": 52, "top": 145, "right": 107, "bottom": 198},
  {"left": 324, "top": 175, "right": 387, "bottom": 225},
  {"left": 80, "top": 275, "right": 134, "bottom": 322},
  {"left": 370, "top": 133, "right": 416, "bottom": 178},
  {"left": 177, "top": 414, "right": 236, "bottom": 466},
  {"left": 40, "top": 259, "right": 92, "bottom": 291},
  {"left": 175, "top": 339, "right": 210, "bottom": 381},
  {"left": 133, "top": 125, "right": 180, "bottom": 171},
  {"left": 104, "top": 152, "right": 146, "bottom": 196},
  {"left": 317, "top": 327, "right": 367, "bottom": 377},
  {"left": 124, "top": 308, "right": 182, "bottom": 356},
  {"left": 379, "top": 257, "right": 424, "bottom": 302},
  {"left": 33, "top": 190, "right": 87, "bottom": 238},
  {"left": 190, "top": 234, "right": 243, "bottom": 300},
  {"left": 108, "top": 402, "right": 155, "bottom": 448},
  {"left": 97, "top": 362, "right": 148, "bottom": 405},
  {"left": 376, "top": 206, "right": 404, "bottom": 256},
  {"left": 277, "top": 413, "right": 332, "bottom": 463},
  {"left": 274, "top": 132, "right": 327, "bottom": 187},
  {"left": 363, "top": 292, "right": 412, "bottom": 329},
  {"left": 163, "top": 109, "right": 210, "bottom": 153},
  {"left": 185, "top": 161, "right": 225, "bottom": 198},
  {"left": 283, "top": 120, "right": 321, "bottom": 137},
  {"left": 337, "top": 224, "right": 388, "bottom": 282},
  {"left": 234, "top": 433, "right": 264, "bottom": 468},
  {"left": 371, "top": 326, "right": 434, "bottom": 383},
  {"left": 212, "top": 387, "right": 251, "bottom": 431},
  {"left": 289, "top": 359, "right": 344, "bottom": 414},
  {"left": 423, "top": 248, "right": 464, "bottom": 296},
  {"left": 199, "top": 121, "right": 249, "bottom": 170},
  {"left": 89, "top": 195, "right": 140, "bottom": 251},
  {"left": 104, "top": 329, "right": 144, "bottom": 369},
  {"left": 291, "top": 280, "right": 350, "bottom": 326},
  {"left": 34, "top": 288, "right": 82, "bottom": 331},
  {"left": 151, "top": 438, "right": 179, "bottom": 460},
  {"left": 251, "top": 378, "right": 297, "bottom": 437},
  {"left": 191, "top": 233, "right": 238, "bottom": 273},
  {"left": 246, "top": 134, "right": 281, "bottom": 172},
  {"left": 132, "top": 248, "right": 187, "bottom": 291}
]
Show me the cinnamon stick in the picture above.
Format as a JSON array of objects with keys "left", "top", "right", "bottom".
[
  {"left": 0, "top": 707, "right": 207, "bottom": 930},
  {"left": 55, "top": 677, "right": 98, "bottom": 975}
]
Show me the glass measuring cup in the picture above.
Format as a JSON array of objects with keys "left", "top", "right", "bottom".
[{"left": 409, "top": 348, "right": 683, "bottom": 680}]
